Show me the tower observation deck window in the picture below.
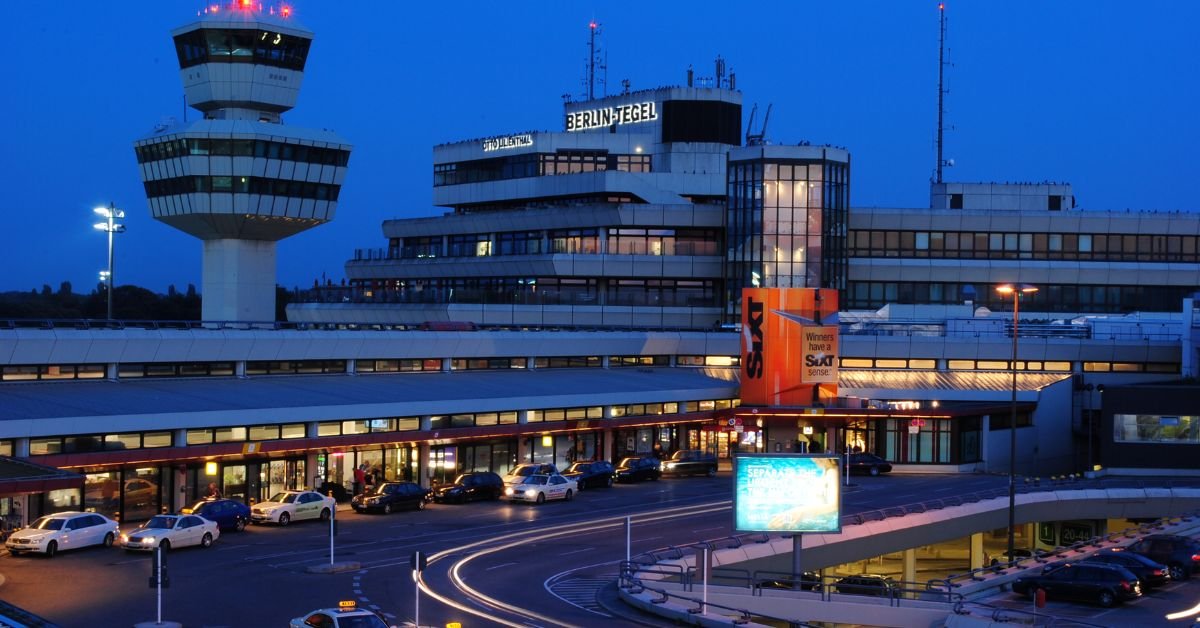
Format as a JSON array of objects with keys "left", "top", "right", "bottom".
[{"left": 173, "top": 29, "right": 311, "bottom": 71}]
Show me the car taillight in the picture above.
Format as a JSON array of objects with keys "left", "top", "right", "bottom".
[
  {"left": 1154, "top": 568, "right": 1166, "bottom": 576},
  {"left": 1191, "top": 553, "right": 1200, "bottom": 563},
  {"left": 1119, "top": 580, "right": 1131, "bottom": 591}
]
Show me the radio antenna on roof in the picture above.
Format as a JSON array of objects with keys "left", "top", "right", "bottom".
[{"left": 584, "top": 20, "right": 607, "bottom": 101}]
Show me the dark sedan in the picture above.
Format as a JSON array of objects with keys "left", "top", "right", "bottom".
[
  {"left": 351, "top": 482, "right": 431, "bottom": 514},
  {"left": 833, "top": 574, "right": 895, "bottom": 597},
  {"left": 562, "top": 461, "right": 615, "bottom": 490},
  {"left": 757, "top": 571, "right": 822, "bottom": 592},
  {"left": 615, "top": 457, "right": 661, "bottom": 483},
  {"left": 661, "top": 450, "right": 718, "bottom": 477},
  {"left": 433, "top": 472, "right": 504, "bottom": 503},
  {"left": 1013, "top": 563, "right": 1141, "bottom": 607},
  {"left": 181, "top": 498, "right": 251, "bottom": 532},
  {"left": 847, "top": 453, "right": 892, "bottom": 476},
  {"left": 1087, "top": 549, "right": 1171, "bottom": 587}
]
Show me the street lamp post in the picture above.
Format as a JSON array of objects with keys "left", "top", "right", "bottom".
[
  {"left": 93, "top": 204, "right": 126, "bottom": 320},
  {"left": 996, "top": 283, "right": 1037, "bottom": 563}
]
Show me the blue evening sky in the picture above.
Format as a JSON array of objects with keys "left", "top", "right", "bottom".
[{"left": 2, "top": 1, "right": 1196, "bottom": 294}]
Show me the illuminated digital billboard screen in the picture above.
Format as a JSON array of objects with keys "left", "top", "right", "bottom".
[{"left": 733, "top": 454, "right": 841, "bottom": 533}]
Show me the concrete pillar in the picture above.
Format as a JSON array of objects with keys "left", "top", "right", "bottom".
[
  {"left": 441, "top": 357, "right": 452, "bottom": 372},
  {"left": 516, "top": 434, "right": 530, "bottom": 466},
  {"left": 172, "top": 429, "right": 188, "bottom": 448},
  {"left": 825, "top": 426, "right": 837, "bottom": 454},
  {"left": 969, "top": 533, "right": 986, "bottom": 571},
  {"left": 903, "top": 547, "right": 917, "bottom": 589},
  {"left": 346, "top": 359, "right": 356, "bottom": 375},
  {"left": 306, "top": 422, "right": 320, "bottom": 438},
  {"left": 1024, "top": 522, "right": 1036, "bottom": 548},
  {"left": 418, "top": 441, "right": 432, "bottom": 488},
  {"left": 201, "top": 238, "right": 277, "bottom": 322},
  {"left": 235, "top": 360, "right": 247, "bottom": 378},
  {"left": 173, "top": 467, "right": 188, "bottom": 512},
  {"left": 106, "top": 363, "right": 119, "bottom": 380},
  {"left": 305, "top": 451, "right": 321, "bottom": 489},
  {"left": 603, "top": 429, "right": 615, "bottom": 462},
  {"left": 981, "top": 414, "right": 991, "bottom": 473},
  {"left": 13, "top": 438, "right": 30, "bottom": 458}
]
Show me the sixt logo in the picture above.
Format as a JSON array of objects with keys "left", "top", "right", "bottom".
[
  {"left": 744, "top": 298, "right": 765, "bottom": 379},
  {"left": 805, "top": 353, "right": 835, "bottom": 367}
]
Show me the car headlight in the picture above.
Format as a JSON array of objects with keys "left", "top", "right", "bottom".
[
  {"left": 523, "top": 489, "right": 537, "bottom": 498},
  {"left": 504, "top": 487, "right": 514, "bottom": 496},
  {"left": 366, "top": 497, "right": 380, "bottom": 505},
  {"left": 665, "top": 463, "right": 676, "bottom": 469}
]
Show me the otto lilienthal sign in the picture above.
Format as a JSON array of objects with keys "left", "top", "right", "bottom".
[{"left": 733, "top": 454, "right": 841, "bottom": 533}]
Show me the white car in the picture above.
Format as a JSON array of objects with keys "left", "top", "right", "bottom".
[
  {"left": 121, "top": 514, "right": 219, "bottom": 552},
  {"left": 504, "top": 473, "right": 576, "bottom": 504},
  {"left": 5, "top": 511, "right": 119, "bottom": 558},
  {"left": 251, "top": 490, "right": 335, "bottom": 526},
  {"left": 290, "top": 601, "right": 390, "bottom": 628},
  {"left": 502, "top": 463, "right": 558, "bottom": 486}
]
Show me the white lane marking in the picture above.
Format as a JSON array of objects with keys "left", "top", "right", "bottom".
[
  {"left": 692, "top": 526, "right": 725, "bottom": 534},
  {"left": 557, "top": 547, "right": 593, "bottom": 556},
  {"left": 486, "top": 561, "right": 518, "bottom": 571}
]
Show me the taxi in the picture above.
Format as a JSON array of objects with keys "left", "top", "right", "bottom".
[
  {"left": 250, "top": 490, "right": 335, "bottom": 526},
  {"left": 289, "top": 600, "right": 390, "bottom": 628}
]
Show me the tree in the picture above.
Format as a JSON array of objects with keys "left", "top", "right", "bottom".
[{"left": 58, "top": 282, "right": 72, "bottom": 296}]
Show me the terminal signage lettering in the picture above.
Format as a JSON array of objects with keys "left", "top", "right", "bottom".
[
  {"left": 482, "top": 134, "right": 533, "bottom": 152},
  {"left": 565, "top": 101, "right": 658, "bottom": 132}
]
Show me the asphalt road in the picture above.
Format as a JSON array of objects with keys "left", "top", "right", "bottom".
[{"left": 2, "top": 473, "right": 1197, "bottom": 627}]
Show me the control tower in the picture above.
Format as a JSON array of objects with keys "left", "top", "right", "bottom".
[{"left": 134, "top": 2, "right": 351, "bottom": 321}]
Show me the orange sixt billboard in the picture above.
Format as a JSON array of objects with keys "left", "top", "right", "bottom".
[{"left": 740, "top": 288, "right": 839, "bottom": 406}]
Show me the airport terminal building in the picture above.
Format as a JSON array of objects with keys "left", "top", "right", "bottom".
[{"left": 1, "top": 4, "right": 1198, "bottom": 529}]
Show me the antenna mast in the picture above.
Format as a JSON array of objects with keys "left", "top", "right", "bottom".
[
  {"left": 935, "top": 2, "right": 948, "bottom": 183},
  {"left": 586, "top": 21, "right": 606, "bottom": 100}
]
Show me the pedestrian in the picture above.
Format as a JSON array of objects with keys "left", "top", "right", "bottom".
[
  {"left": 206, "top": 482, "right": 222, "bottom": 498},
  {"left": 353, "top": 464, "right": 366, "bottom": 495}
]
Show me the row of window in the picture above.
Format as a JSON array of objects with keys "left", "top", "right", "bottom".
[
  {"left": 2, "top": 355, "right": 736, "bottom": 382},
  {"left": 7, "top": 357, "right": 1176, "bottom": 384},
  {"left": 849, "top": 230, "right": 1200, "bottom": 262},
  {"left": 429, "top": 412, "right": 520, "bottom": 429},
  {"left": 433, "top": 152, "right": 651, "bottom": 187},
  {"left": 396, "top": 228, "right": 722, "bottom": 259},
  {"left": 352, "top": 277, "right": 717, "bottom": 308},
  {"left": 135, "top": 138, "right": 350, "bottom": 166},
  {"left": 173, "top": 28, "right": 310, "bottom": 71},
  {"left": 845, "top": 281, "right": 1197, "bottom": 314},
  {"left": 31, "top": 431, "right": 175, "bottom": 455},
  {"left": 143, "top": 175, "right": 342, "bottom": 202}
]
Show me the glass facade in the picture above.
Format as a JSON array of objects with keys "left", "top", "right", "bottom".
[
  {"left": 1114, "top": 414, "right": 1200, "bottom": 443},
  {"left": 725, "top": 157, "right": 849, "bottom": 318}
]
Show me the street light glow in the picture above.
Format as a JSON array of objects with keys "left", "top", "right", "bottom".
[{"left": 93, "top": 202, "right": 126, "bottom": 319}]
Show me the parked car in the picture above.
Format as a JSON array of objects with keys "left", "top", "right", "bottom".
[
  {"left": 562, "top": 461, "right": 615, "bottom": 490},
  {"left": 757, "top": 571, "right": 823, "bottom": 592},
  {"left": 290, "top": 601, "right": 389, "bottom": 628},
  {"left": 434, "top": 472, "right": 505, "bottom": 503},
  {"left": 833, "top": 574, "right": 896, "bottom": 597},
  {"left": 5, "top": 512, "right": 119, "bottom": 558},
  {"left": 1085, "top": 549, "right": 1171, "bottom": 588},
  {"left": 121, "top": 514, "right": 220, "bottom": 552},
  {"left": 615, "top": 456, "right": 661, "bottom": 483},
  {"left": 847, "top": 453, "right": 892, "bottom": 476},
  {"left": 502, "top": 463, "right": 559, "bottom": 486},
  {"left": 504, "top": 473, "right": 576, "bottom": 504},
  {"left": 251, "top": 490, "right": 336, "bottom": 526},
  {"left": 351, "top": 481, "right": 431, "bottom": 514},
  {"left": 1012, "top": 562, "right": 1141, "bottom": 607},
  {"left": 1125, "top": 534, "right": 1200, "bottom": 581},
  {"left": 181, "top": 498, "right": 251, "bottom": 532},
  {"left": 661, "top": 450, "right": 718, "bottom": 477}
]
